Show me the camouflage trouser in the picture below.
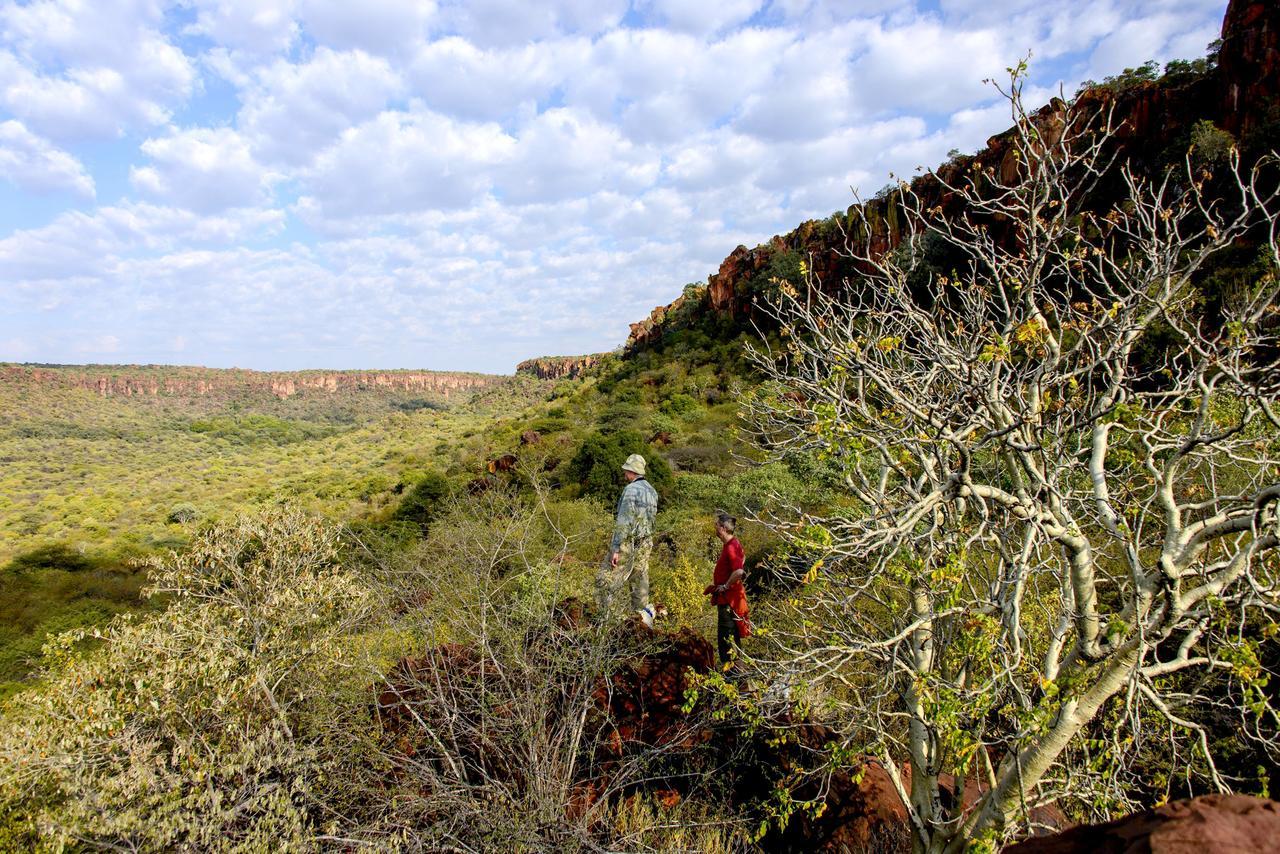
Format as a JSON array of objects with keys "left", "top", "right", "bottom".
[{"left": 596, "top": 537, "right": 652, "bottom": 615}]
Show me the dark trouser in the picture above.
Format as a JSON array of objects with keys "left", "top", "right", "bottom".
[{"left": 717, "top": 605, "right": 740, "bottom": 665}]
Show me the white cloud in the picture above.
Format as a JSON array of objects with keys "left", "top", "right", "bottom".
[
  {"left": 0, "top": 202, "right": 284, "bottom": 283},
  {"left": 850, "top": 19, "right": 1006, "bottom": 115},
  {"left": 409, "top": 36, "right": 590, "bottom": 121},
  {"left": 1, "top": 0, "right": 164, "bottom": 68},
  {"left": 78, "top": 333, "right": 120, "bottom": 354},
  {"left": 0, "top": 120, "right": 94, "bottom": 197},
  {"left": 564, "top": 26, "right": 792, "bottom": 131},
  {"left": 1086, "top": 7, "right": 1223, "bottom": 80},
  {"left": 640, "top": 0, "right": 763, "bottom": 35},
  {"left": 0, "top": 336, "right": 33, "bottom": 359},
  {"left": 498, "top": 107, "right": 659, "bottom": 204},
  {"left": 300, "top": 107, "right": 514, "bottom": 218},
  {"left": 131, "top": 126, "right": 277, "bottom": 212},
  {"left": 298, "top": 0, "right": 435, "bottom": 55},
  {"left": 663, "top": 129, "right": 769, "bottom": 191},
  {"left": 185, "top": 0, "right": 300, "bottom": 55},
  {"left": 734, "top": 39, "right": 858, "bottom": 140},
  {"left": 238, "top": 47, "right": 404, "bottom": 165},
  {"left": 433, "top": 0, "right": 629, "bottom": 48},
  {"left": 0, "top": 0, "right": 195, "bottom": 140}
]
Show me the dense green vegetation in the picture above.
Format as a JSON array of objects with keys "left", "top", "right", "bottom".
[
  {"left": 0, "top": 373, "right": 547, "bottom": 693},
  {"left": 0, "top": 374, "right": 541, "bottom": 562}
]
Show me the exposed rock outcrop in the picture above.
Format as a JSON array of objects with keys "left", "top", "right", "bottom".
[
  {"left": 1004, "top": 794, "right": 1280, "bottom": 854},
  {"left": 1218, "top": 0, "right": 1280, "bottom": 139},
  {"left": 515, "top": 354, "right": 606, "bottom": 381},
  {"left": 625, "top": 0, "right": 1279, "bottom": 350},
  {"left": 0, "top": 365, "right": 502, "bottom": 400},
  {"left": 375, "top": 614, "right": 1066, "bottom": 851}
]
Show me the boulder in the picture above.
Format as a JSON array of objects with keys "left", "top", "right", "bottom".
[
  {"left": 487, "top": 454, "right": 518, "bottom": 474},
  {"left": 1004, "top": 794, "right": 1280, "bottom": 854}
]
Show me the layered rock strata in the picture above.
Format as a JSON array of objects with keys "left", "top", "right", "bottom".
[
  {"left": 515, "top": 354, "right": 606, "bottom": 380},
  {"left": 0, "top": 365, "right": 501, "bottom": 400}
]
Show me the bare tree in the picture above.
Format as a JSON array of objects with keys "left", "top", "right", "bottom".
[{"left": 744, "top": 71, "right": 1280, "bottom": 853}]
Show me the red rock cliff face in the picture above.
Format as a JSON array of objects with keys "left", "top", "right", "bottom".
[
  {"left": 626, "top": 0, "right": 1279, "bottom": 350},
  {"left": 1218, "top": 0, "right": 1279, "bottom": 139},
  {"left": 515, "top": 354, "right": 605, "bottom": 380},
  {"left": 0, "top": 365, "right": 503, "bottom": 400}
]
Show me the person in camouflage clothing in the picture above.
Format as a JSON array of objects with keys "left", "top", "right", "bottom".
[{"left": 597, "top": 453, "right": 658, "bottom": 625}]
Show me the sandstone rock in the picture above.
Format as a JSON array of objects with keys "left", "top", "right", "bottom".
[
  {"left": 1, "top": 365, "right": 503, "bottom": 400},
  {"left": 1219, "top": 0, "right": 1280, "bottom": 138},
  {"left": 1004, "top": 794, "right": 1280, "bottom": 854},
  {"left": 515, "top": 354, "right": 605, "bottom": 380},
  {"left": 487, "top": 454, "right": 518, "bottom": 474}
]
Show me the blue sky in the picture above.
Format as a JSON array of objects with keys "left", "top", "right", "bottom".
[{"left": 0, "top": 0, "right": 1228, "bottom": 373}]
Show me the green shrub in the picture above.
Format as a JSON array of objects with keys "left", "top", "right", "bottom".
[
  {"left": 528, "top": 416, "right": 571, "bottom": 435},
  {"left": 726, "top": 462, "right": 811, "bottom": 515},
  {"left": 597, "top": 402, "right": 644, "bottom": 434},
  {"left": 567, "top": 431, "right": 673, "bottom": 500},
  {"left": 0, "top": 510, "right": 386, "bottom": 852},
  {"left": 666, "top": 444, "right": 730, "bottom": 474},
  {"left": 5, "top": 544, "right": 95, "bottom": 575},
  {"left": 647, "top": 412, "right": 678, "bottom": 438},
  {"left": 668, "top": 473, "right": 726, "bottom": 510},
  {"left": 0, "top": 545, "right": 152, "bottom": 690},
  {"left": 659, "top": 393, "right": 700, "bottom": 419},
  {"left": 393, "top": 470, "right": 451, "bottom": 530},
  {"left": 166, "top": 503, "right": 200, "bottom": 524},
  {"left": 1190, "top": 119, "right": 1235, "bottom": 163},
  {"left": 743, "top": 249, "right": 803, "bottom": 302}
]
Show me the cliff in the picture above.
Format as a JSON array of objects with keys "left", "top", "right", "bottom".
[
  {"left": 515, "top": 354, "right": 607, "bottom": 381},
  {"left": 626, "top": 0, "right": 1280, "bottom": 350},
  {"left": 0, "top": 364, "right": 504, "bottom": 401}
]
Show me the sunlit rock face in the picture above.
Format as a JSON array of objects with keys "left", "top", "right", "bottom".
[
  {"left": 0, "top": 365, "right": 502, "bottom": 400},
  {"left": 515, "top": 354, "right": 605, "bottom": 380},
  {"left": 1004, "top": 794, "right": 1280, "bottom": 854}
]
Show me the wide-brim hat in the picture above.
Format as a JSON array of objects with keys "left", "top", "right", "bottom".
[{"left": 621, "top": 453, "right": 646, "bottom": 476}]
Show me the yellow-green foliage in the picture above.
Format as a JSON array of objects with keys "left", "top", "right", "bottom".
[
  {"left": 0, "top": 510, "right": 390, "bottom": 852},
  {"left": 652, "top": 554, "right": 715, "bottom": 628},
  {"left": 607, "top": 793, "right": 736, "bottom": 853},
  {"left": 0, "top": 376, "right": 547, "bottom": 564}
]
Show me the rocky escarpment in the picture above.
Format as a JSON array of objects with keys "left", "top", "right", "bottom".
[
  {"left": 626, "top": 0, "right": 1280, "bottom": 350},
  {"left": 0, "top": 364, "right": 503, "bottom": 400},
  {"left": 515, "top": 354, "right": 607, "bottom": 381}
]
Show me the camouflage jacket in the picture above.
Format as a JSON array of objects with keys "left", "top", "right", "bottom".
[{"left": 611, "top": 477, "right": 658, "bottom": 551}]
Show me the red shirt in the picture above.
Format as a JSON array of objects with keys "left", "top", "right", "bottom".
[{"left": 712, "top": 538, "right": 745, "bottom": 606}]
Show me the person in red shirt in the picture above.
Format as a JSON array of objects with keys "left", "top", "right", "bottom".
[{"left": 705, "top": 511, "right": 751, "bottom": 667}]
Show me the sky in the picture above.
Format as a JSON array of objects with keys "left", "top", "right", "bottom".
[{"left": 0, "top": 0, "right": 1229, "bottom": 374}]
